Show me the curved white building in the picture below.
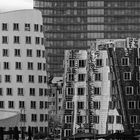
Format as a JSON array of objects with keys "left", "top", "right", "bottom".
[{"left": 0, "top": 10, "right": 48, "bottom": 134}]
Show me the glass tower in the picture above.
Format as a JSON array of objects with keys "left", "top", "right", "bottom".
[{"left": 34, "top": 0, "right": 140, "bottom": 77}]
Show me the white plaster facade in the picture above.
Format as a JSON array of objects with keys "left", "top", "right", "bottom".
[{"left": 0, "top": 10, "right": 48, "bottom": 133}]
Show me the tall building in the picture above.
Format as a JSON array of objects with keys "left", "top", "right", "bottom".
[
  {"left": 34, "top": 0, "right": 140, "bottom": 77},
  {"left": 0, "top": 10, "right": 48, "bottom": 134},
  {"left": 62, "top": 49, "right": 123, "bottom": 137}
]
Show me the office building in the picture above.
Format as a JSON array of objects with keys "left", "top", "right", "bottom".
[{"left": 0, "top": 10, "right": 48, "bottom": 134}]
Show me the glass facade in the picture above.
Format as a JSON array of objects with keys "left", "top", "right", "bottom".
[{"left": 34, "top": 0, "right": 140, "bottom": 76}]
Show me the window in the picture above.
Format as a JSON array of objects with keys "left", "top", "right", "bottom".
[
  {"left": 16, "top": 75, "right": 22, "bottom": 82},
  {"left": 38, "top": 75, "right": 43, "bottom": 83},
  {"left": 130, "top": 115, "right": 137, "bottom": 124},
  {"left": 0, "top": 101, "right": 4, "bottom": 108},
  {"left": 20, "top": 114, "right": 26, "bottom": 122},
  {"left": 95, "top": 73, "right": 102, "bottom": 81},
  {"left": 19, "top": 101, "right": 25, "bottom": 108},
  {"left": 2, "top": 23, "right": 8, "bottom": 30},
  {"left": 3, "top": 49, "right": 9, "bottom": 57},
  {"left": 45, "top": 102, "right": 49, "bottom": 109},
  {"left": 13, "top": 23, "right": 19, "bottom": 31},
  {"left": 29, "top": 75, "right": 34, "bottom": 83},
  {"left": 77, "top": 102, "right": 84, "bottom": 109},
  {"left": 14, "top": 36, "right": 20, "bottom": 44},
  {"left": 8, "top": 101, "right": 14, "bottom": 108},
  {"left": 77, "top": 88, "right": 85, "bottom": 95},
  {"left": 35, "top": 37, "right": 40, "bottom": 44},
  {"left": 96, "top": 59, "right": 103, "bottom": 67},
  {"left": 2, "top": 36, "right": 8, "bottom": 44},
  {"left": 77, "top": 116, "right": 83, "bottom": 123},
  {"left": 65, "top": 115, "right": 72, "bottom": 123},
  {"left": 136, "top": 58, "right": 140, "bottom": 66},
  {"left": 17, "top": 88, "right": 24, "bottom": 96},
  {"left": 39, "top": 88, "right": 43, "bottom": 96},
  {"left": 37, "top": 50, "right": 41, "bottom": 57},
  {"left": 0, "top": 88, "right": 3, "bottom": 96},
  {"left": 41, "top": 38, "right": 44, "bottom": 45},
  {"left": 44, "top": 76, "right": 47, "bottom": 83},
  {"left": 15, "top": 62, "right": 22, "bottom": 70},
  {"left": 78, "top": 74, "right": 85, "bottom": 81},
  {"left": 94, "top": 87, "right": 101, "bottom": 95},
  {"left": 69, "top": 60, "right": 75, "bottom": 67},
  {"left": 66, "top": 101, "right": 73, "bottom": 109},
  {"left": 6, "top": 88, "right": 12, "bottom": 95},
  {"left": 93, "top": 115, "right": 99, "bottom": 124},
  {"left": 40, "top": 101, "right": 44, "bottom": 109},
  {"left": 25, "top": 23, "right": 30, "bottom": 31},
  {"left": 68, "top": 74, "right": 74, "bottom": 81},
  {"left": 26, "top": 36, "right": 31, "bottom": 44},
  {"left": 136, "top": 73, "right": 140, "bottom": 81},
  {"left": 67, "top": 88, "right": 74, "bottom": 95},
  {"left": 28, "top": 62, "right": 33, "bottom": 70},
  {"left": 64, "top": 129, "right": 71, "bottom": 137},
  {"left": 40, "top": 114, "right": 44, "bottom": 122},
  {"left": 128, "top": 101, "right": 136, "bottom": 109},
  {"left": 79, "top": 60, "right": 86, "bottom": 67},
  {"left": 109, "top": 101, "right": 115, "bottom": 109},
  {"left": 27, "top": 49, "right": 32, "bottom": 57},
  {"left": 34, "top": 24, "right": 39, "bottom": 31},
  {"left": 31, "top": 101, "right": 36, "bottom": 109},
  {"left": 42, "top": 50, "right": 45, "bottom": 58},
  {"left": 31, "top": 114, "right": 37, "bottom": 122},
  {"left": 38, "top": 63, "right": 42, "bottom": 70},
  {"left": 121, "top": 57, "right": 129, "bottom": 66},
  {"left": 125, "top": 86, "right": 133, "bottom": 95},
  {"left": 123, "top": 72, "right": 131, "bottom": 80},
  {"left": 40, "top": 25, "right": 43, "bottom": 32},
  {"left": 30, "top": 88, "right": 35, "bottom": 96},
  {"left": 5, "top": 75, "right": 11, "bottom": 82},
  {"left": 137, "top": 101, "right": 140, "bottom": 109},
  {"left": 116, "top": 116, "right": 122, "bottom": 124},
  {"left": 3, "top": 62, "right": 9, "bottom": 69},
  {"left": 15, "top": 49, "right": 21, "bottom": 57},
  {"left": 93, "top": 101, "right": 100, "bottom": 109},
  {"left": 108, "top": 115, "right": 114, "bottom": 124}
]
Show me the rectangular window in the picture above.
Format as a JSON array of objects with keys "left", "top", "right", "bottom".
[
  {"left": 31, "top": 101, "right": 36, "bottom": 109},
  {"left": 15, "top": 49, "right": 21, "bottom": 57},
  {"left": 95, "top": 73, "right": 102, "bottom": 81},
  {"left": 31, "top": 114, "right": 37, "bottom": 122},
  {"left": 121, "top": 57, "right": 129, "bottom": 66},
  {"left": 65, "top": 115, "right": 72, "bottom": 123},
  {"left": 40, "top": 114, "right": 44, "bottom": 122},
  {"left": 38, "top": 75, "right": 43, "bottom": 83},
  {"left": 2, "top": 36, "right": 8, "bottom": 44},
  {"left": 2, "top": 23, "right": 8, "bottom": 31},
  {"left": 35, "top": 37, "right": 40, "bottom": 44},
  {"left": 67, "top": 88, "right": 74, "bottom": 95},
  {"left": 116, "top": 116, "right": 122, "bottom": 124},
  {"left": 15, "top": 62, "right": 22, "bottom": 70},
  {"left": 64, "top": 129, "right": 71, "bottom": 137},
  {"left": 69, "top": 60, "right": 75, "bottom": 67},
  {"left": 130, "top": 115, "right": 137, "bottom": 124},
  {"left": 17, "top": 88, "right": 24, "bottom": 96},
  {"left": 77, "top": 88, "right": 85, "bottom": 95},
  {"left": 34, "top": 24, "right": 39, "bottom": 31},
  {"left": 20, "top": 114, "right": 26, "bottom": 122},
  {"left": 41, "top": 38, "right": 44, "bottom": 45},
  {"left": 19, "top": 101, "right": 25, "bottom": 108},
  {"left": 78, "top": 74, "right": 85, "bottom": 81},
  {"left": 27, "top": 49, "right": 32, "bottom": 57},
  {"left": 38, "top": 63, "right": 42, "bottom": 70},
  {"left": 93, "top": 115, "right": 99, "bottom": 124},
  {"left": 25, "top": 23, "right": 30, "bottom": 31},
  {"left": 3, "top": 49, "right": 9, "bottom": 57},
  {"left": 0, "top": 101, "right": 4, "bottom": 108},
  {"left": 136, "top": 58, "right": 140, "bottom": 66},
  {"left": 0, "top": 88, "right": 3, "bottom": 96},
  {"left": 16, "top": 75, "right": 23, "bottom": 82},
  {"left": 13, "top": 23, "right": 19, "bottom": 31},
  {"left": 128, "top": 101, "right": 136, "bottom": 109},
  {"left": 26, "top": 36, "right": 31, "bottom": 44},
  {"left": 28, "top": 62, "right": 33, "bottom": 70},
  {"left": 79, "top": 60, "right": 86, "bottom": 67},
  {"left": 37, "top": 50, "right": 41, "bottom": 57},
  {"left": 66, "top": 101, "right": 73, "bottom": 109},
  {"left": 123, "top": 72, "right": 131, "bottom": 80},
  {"left": 5, "top": 75, "right": 11, "bottom": 82},
  {"left": 136, "top": 73, "right": 140, "bottom": 81},
  {"left": 40, "top": 101, "right": 44, "bottom": 109},
  {"left": 108, "top": 115, "right": 114, "bottom": 124},
  {"left": 30, "top": 88, "right": 35, "bottom": 96},
  {"left": 40, "top": 25, "right": 43, "bottom": 32},
  {"left": 8, "top": 101, "right": 14, "bottom": 108},
  {"left": 68, "top": 74, "right": 74, "bottom": 81},
  {"left": 3, "top": 62, "right": 9, "bottom": 69},
  {"left": 96, "top": 59, "right": 103, "bottom": 67},
  {"left": 94, "top": 87, "right": 101, "bottom": 95},
  {"left": 93, "top": 101, "right": 100, "bottom": 109},
  {"left": 14, "top": 36, "right": 20, "bottom": 44},
  {"left": 6, "top": 88, "right": 12, "bottom": 95},
  {"left": 39, "top": 88, "right": 43, "bottom": 96},
  {"left": 77, "top": 116, "right": 83, "bottom": 123},
  {"left": 125, "top": 86, "right": 133, "bottom": 95},
  {"left": 77, "top": 102, "right": 84, "bottom": 109},
  {"left": 109, "top": 101, "right": 115, "bottom": 110},
  {"left": 29, "top": 75, "right": 34, "bottom": 83}
]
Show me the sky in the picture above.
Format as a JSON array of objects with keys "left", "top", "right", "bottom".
[{"left": 0, "top": 0, "right": 33, "bottom": 12}]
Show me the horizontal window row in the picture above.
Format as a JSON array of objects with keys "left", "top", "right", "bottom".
[
  {"left": 1, "top": 62, "right": 46, "bottom": 71},
  {"left": 1, "top": 36, "right": 44, "bottom": 45},
  {"left": 127, "top": 101, "right": 140, "bottom": 109},
  {"left": 122, "top": 57, "right": 140, "bottom": 66},
  {"left": 2, "top": 23, "right": 43, "bottom": 32},
  {"left": 0, "top": 75, "right": 47, "bottom": 84},
  {"left": 0, "top": 88, "right": 48, "bottom": 96}
]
